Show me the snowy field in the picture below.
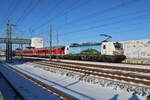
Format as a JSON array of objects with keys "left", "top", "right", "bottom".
[{"left": 7, "top": 60, "right": 149, "bottom": 100}]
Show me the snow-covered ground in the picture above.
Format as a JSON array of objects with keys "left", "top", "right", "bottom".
[
  {"left": 8, "top": 60, "right": 149, "bottom": 100},
  {"left": 0, "top": 63, "right": 65, "bottom": 100}
]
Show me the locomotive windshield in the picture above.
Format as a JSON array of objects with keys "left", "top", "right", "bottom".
[{"left": 114, "top": 42, "right": 123, "bottom": 49}]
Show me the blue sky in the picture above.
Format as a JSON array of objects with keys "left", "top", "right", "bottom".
[{"left": 0, "top": 0, "right": 150, "bottom": 47}]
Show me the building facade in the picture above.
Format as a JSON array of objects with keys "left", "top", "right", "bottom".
[
  {"left": 121, "top": 39, "right": 150, "bottom": 64},
  {"left": 31, "top": 37, "right": 44, "bottom": 48}
]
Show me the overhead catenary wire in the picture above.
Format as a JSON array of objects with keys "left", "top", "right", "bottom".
[
  {"left": 39, "top": 18, "right": 150, "bottom": 45},
  {"left": 33, "top": 0, "right": 140, "bottom": 37},
  {"left": 32, "top": 0, "right": 80, "bottom": 31},
  {"left": 57, "top": 0, "right": 140, "bottom": 29},
  {"left": 2, "top": 0, "right": 20, "bottom": 25},
  {"left": 16, "top": 0, "right": 41, "bottom": 25},
  {"left": 34, "top": 8, "right": 150, "bottom": 38},
  {"left": 59, "top": 9, "right": 150, "bottom": 30},
  {"left": 33, "top": 14, "right": 149, "bottom": 42},
  {"left": 27, "top": 0, "right": 65, "bottom": 29},
  {"left": 62, "top": 24, "right": 150, "bottom": 44},
  {"left": 62, "top": 12, "right": 150, "bottom": 35},
  {"left": 65, "top": 22, "right": 150, "bottom": 42},
  {"left": 34, "top": 7, "right": 148, "bottom": 45},
  {"left": 32, "top": 0, "right": 90, "bottom": 32},
  {"left": 1, "top": 0, "right": 13, "bottom": 25},
  {"left": 40, "top": 19, "right": 149, "bottom": 44},
  {"left": 15, "top": 0, "right": 34, "bottom": 24}
]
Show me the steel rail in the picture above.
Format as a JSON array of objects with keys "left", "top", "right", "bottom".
[
  {"left": 44, "top": 60, "right": 150, "bottom": 73},
  {"left": 31, "top": 61, "right": 150, "bottom": 87},
  {"left": 40, "top": 61, "right": 150, "bottom": 80}
]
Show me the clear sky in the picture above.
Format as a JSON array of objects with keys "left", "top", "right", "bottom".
[{"left": 0, "top": 0, "right": 150, "bottom": 47}]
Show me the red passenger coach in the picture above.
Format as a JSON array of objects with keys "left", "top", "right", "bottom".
[{"left": 15, "top": 46, "right": 69, "bottom": 56}]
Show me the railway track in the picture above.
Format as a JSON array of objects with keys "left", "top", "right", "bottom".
[
  {"left": 1, "top": 62, "right": 77, "bottom": 100},
  {"left": 122, "top": 62, "right": 150, "bottom": 66},
  {"left": 21, "top": 56, "right": 150, "bottom": 67},
  {"left": 24, "top": 56, "right": 150, "bottom": 66},
  {"left": 0, "top": 72, "right": 25, "bottom": 100},
  {"left": 43, "top": 59, "right": 150, "bottom": 73},
  {"left": 29, "top": 59, "right": 150, "bottom": 96},
  {"left": 31, "top": 60, "right": 150, "bottom": 86}
]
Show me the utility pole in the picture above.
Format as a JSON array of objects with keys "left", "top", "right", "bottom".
[
  {"left": 56, "top": 29, "right": 59, "bottom": 60},
  {"left": 49, "top": 24, "right": 52, "bottom": 60},
  {"left": 19, "top": 43, "right": 23, "bottom": 59},
  {"left": 56, "top": 30, "right": 59, "bottom": 47},
  {"left": 6, "top": 20, "right": 15, "bottom": 62}
]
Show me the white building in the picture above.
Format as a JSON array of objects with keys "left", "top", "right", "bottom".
[
  {"left": 31, "top": 37, "right": 44, "bottom": 48},
  {"left": 121, "top": 39, "right": 150, "bottom": 64},
  {"left": 121, "top": 39, "right": 150, "bottom": 59}
]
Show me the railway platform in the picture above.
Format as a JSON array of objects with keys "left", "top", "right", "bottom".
[{"left": 0, "top": 62, "right": 75, "bottom": 100}]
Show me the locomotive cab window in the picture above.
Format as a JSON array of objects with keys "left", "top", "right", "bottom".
[
  {"left": 66, "top": 47, "right": 69, "bottom": 50},
  {"left": 103, "top": 45, "right": 106, "bottom": 49},
  {"left": 114, "top": 42, "right": 122, "bottom": 49}
]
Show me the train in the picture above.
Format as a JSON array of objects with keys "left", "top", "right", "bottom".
[{"left": 14, "top": 42, "right": 126, "bottom": 62}]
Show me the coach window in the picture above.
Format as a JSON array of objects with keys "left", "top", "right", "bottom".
[
  {"left": 61, "top": 47, "right": 65, "bottom": 51},
  {"left": 46, "top": 50, "right": 48, "bottom": 53}
]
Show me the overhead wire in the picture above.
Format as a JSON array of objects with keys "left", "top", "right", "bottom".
[
  {"left": 33, "top": 0, "right": 140, "bottom": 38},
  {"left": 16, "top": 0, "right": 41, "bottom": 25},
  {"left": 34, "top": 0, "right": 140, "bottom": 40},
  {"left": 15, "top": 0, "right": 34, "bottom": 24},
  {"left": 57, "top": 0, "right": 140, "bottom": 29},
  {"left": 65, "top": 20, "right": 150, "bottom": 42},
  {"left": 2, "top": 0, "right": 20, "bottom": 25},
  {"left": 59, "top": 9, "right": 150, "bottom": 29},
  {"left": 62, "top": 12, "right": 150, "bottom": 35},
  {"left": 34, "top": 0, "right": 144, "bottom": 39},
  {"left": 27, "top": 0, "right": 65, "bottom": 29},
  {"left": 39, "top": 15, "right": 150, "bottom": 45},
  {"left": 1, "top": 0, "right": 13, "bottom": 25},
  {"left": 40, "top": 22, "right": 148, "bottom": 45},
  {"left": 32, "top": 0, "right": 90, "bottom": 32},
  {"left": 32, "top": 0, "right": 80, "bottom": 31}
]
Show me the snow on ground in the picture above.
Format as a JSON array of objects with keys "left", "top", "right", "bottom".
[
  {"left": 10, "top": 60, "right": 148, "bottom": 100},
  {"left": 0, "top": 63, "right": 64, "bottom": 100}
]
